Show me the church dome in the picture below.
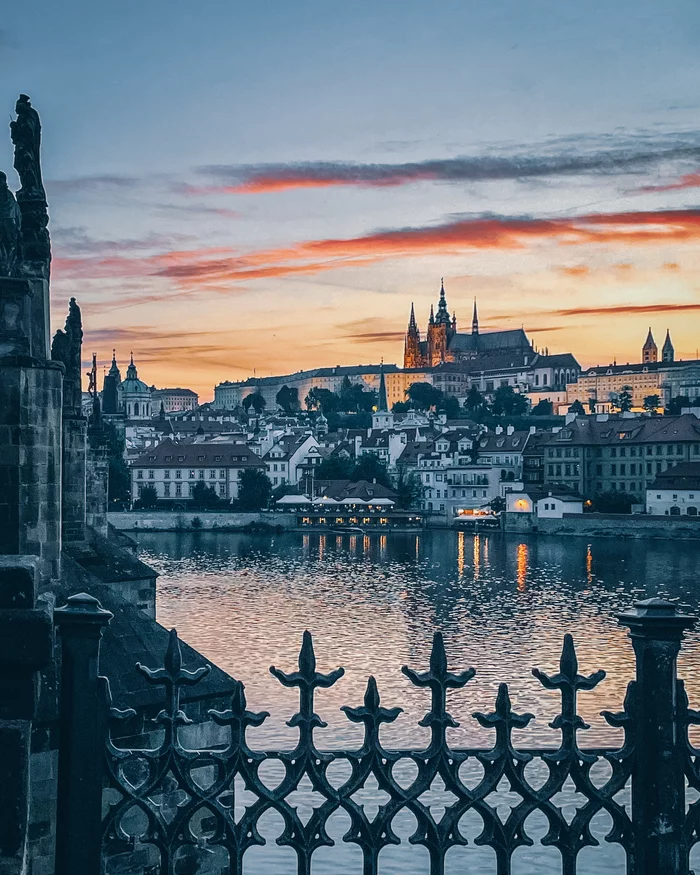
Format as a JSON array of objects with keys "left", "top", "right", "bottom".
[
  {"left": 122, "top": 354, "right": 150, "bottom": 395},
  {"left": 120, "top": 353, "right": 152, "bottom": 420}
]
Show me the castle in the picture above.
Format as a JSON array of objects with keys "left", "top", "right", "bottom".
[{"left": 404, "top": 280, "right": 533, "bottom": 368}]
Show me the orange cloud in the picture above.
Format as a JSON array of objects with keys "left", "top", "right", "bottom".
[
  {"left": 638, "top": 172, "right": 700, "bottom": 193},
  {"left": 52, "top": 208, "right": 700, "bottom": 292},
  {"left": 559, "top": 265, "right": 590, "bottom": 277},
  {"left": 556, "top": 302, "right": 700, "bottom": 317}
]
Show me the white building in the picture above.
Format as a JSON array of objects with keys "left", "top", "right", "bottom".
[
  {"left": 130, "top": 438, "right": 265, "bottom": 504},
  {"left": 121, "top": 355, "right": 152, "bottom": 421},
  {"left": 505, "top": 489, "right": 583, "bottom": 518},
  {"left": 151, "top": 387, "right": 199, "bottom": 413},
  {"left": 263, "top": 433, "right": 321, "bottom": 487},
  {"left": 646, "top": 462, "right": 700, "bottom": 516}
]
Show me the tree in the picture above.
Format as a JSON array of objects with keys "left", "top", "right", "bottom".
[
  {"left": 587, "top": 394, "right": 597, "bottom": 413},
  {"left": 643, "top": 394, "right": 660, "bottom": 415},
  {"left": 533, "top": 398, "right": 555, "bottom": 416},
  {"left": 611, "top": 386, "right": 633, "bottom": 413},
  {"left": 238, "top": 468, "right": 272, "bottom": 510},
  {"left": 275, "top": 384, "right": 299, "bottom": 414},
  {"left": 406, "top": 382, "right": 443, "bottom": 410},
  {"left": 489, "top": 496, "right": 506, "bottom": 514},
  {"left": 392, "top": 401, "right": 410, "bottom": 413},
  {"left": 134, "top": 484, "right": 159, "bottom": 509},
  {"left": 567, "top": 400, "right": 585, "bottom": 416},
  {"left": 243, "top": 392, "right": 266, "bottom": 414},
  {"left": 666, "top": 395, "right": 691, "bottom": 416},
  {"left": 394, "top": 469, "right": 423, "bottom": 509},
  {"left": 440, "top": 394, "right": 461, "bottom": 419},
  {"left": 351, "top": 454, "right": 392, "bottom": 488},
  {"left": 593, "top": 490, "right": 635, "bottom": 514},
  {"left": 104, "top": 421, "right": 130, "bottom": 506},
  {"left": 464, "top": 386, "right": 486, "bottom": 415},
  {"left": 492, "top": 385, "right": 528, "bottom": 417},
  {"left": 191, "top": 481, "right": 221, "bottom": 509},
  {"left": 316, "top": 455, "right": 354, "bottom": 480},
  {"left": 305, "top": 387, "right": 340, "bottom": 413}
]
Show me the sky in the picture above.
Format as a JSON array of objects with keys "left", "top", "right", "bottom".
[{"left": 2, "top": 0, "right": 700, "bottom": 400}]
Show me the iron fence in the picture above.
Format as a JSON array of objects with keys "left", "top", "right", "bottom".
[{"left": 53, "top": 594, "right": 698, "bottom": 875}]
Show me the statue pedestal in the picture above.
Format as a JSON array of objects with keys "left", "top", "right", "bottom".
[{"left": 0, "top": 276, "right": 33, "bottom": 358}]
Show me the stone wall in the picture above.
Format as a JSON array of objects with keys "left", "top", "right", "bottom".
[
  {"left": 108, "top": 511, "right": 297, "bottom": 531},
  {"left": 0, "top": 360, "right": 63, "bottom": 582},
  {"left": 504, "top": 511, "right": 700, "bottom": 539},
  {"left": 61, "top": 415, "right": 86, "bottom": 542},
  {"left": 85, "top": 440, "right": 109, "bottom": 536}
]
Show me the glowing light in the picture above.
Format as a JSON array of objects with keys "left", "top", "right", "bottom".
[
  {"left": 586, "top": 544, "right": 593, "bottom": 585},
  {"left": 473, "top": 534, "right": 481, "bottom": 579},
  {"left": 515, "top": 499, "right": 529, "bottom": 510},
  {"left": 457, "top": 530, "right": 465, "bottom": 577},
  {"left": 517, "top": 542, "right": 528, "bottom": 592}
]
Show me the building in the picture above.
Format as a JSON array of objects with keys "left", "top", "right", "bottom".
[
  {"left": 536, "top": 413, "right": 700, "bottom": 499},
  {"left": 404, "top": 280, "right": 534, "bottom": 368},
  {"left": 150, "top": 387, "right": 199, "bottom": 413},
  {"left": 131, "top": 438, "right": 266, "bottom": 503},
  {"left": 505, "top": 488, "right": 583, "bottom": 518},
  {"left": 121, "top": 354, "right": 152, "bottom": 421},
  {"left": 646, "top": 462, "right": 700, "bottom": 516},
  {"left": 263, "top": 433, "right": 321, "bottom": 487}
]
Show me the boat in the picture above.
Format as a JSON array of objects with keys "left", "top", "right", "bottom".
[{"left": 330, "top": 525, "right": 365, "bottom": 534}]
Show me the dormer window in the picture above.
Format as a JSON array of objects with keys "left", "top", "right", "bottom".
[
  {"left": 214, "top": 455, "right": 222, "bottom": 462},
  {"left": 177, "top": 455, "right": 185, "bottom": 462},
  {"left": 164, "top": 455, "right": 172, "bottom": 462}
]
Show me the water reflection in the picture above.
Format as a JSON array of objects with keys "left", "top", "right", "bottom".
[{"left": 136, "top": 530, "right": 700, "bottom": 758}]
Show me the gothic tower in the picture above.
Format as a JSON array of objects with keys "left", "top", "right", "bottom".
[
  {"left": 642, "top": 328, "right": 657, "bottom": 363},
  {"left": 472, "top": 298, "right": 479, "bottom": 335},
  {"left": 403, "top": 302, "right": 423, "bottom": 368},
  {"left": 662, "top": 329, "right": 675, "bottom": 363},
  {"left": 427, "top": 279, "right": 455, "bottom": 366}
]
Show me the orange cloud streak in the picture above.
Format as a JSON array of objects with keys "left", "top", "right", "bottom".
[
  {"left": 51, "top": 208, "right": 700, "bottom": 290},
  {"left": 638, "top": 172, "right": 700, "bottom": 193}
]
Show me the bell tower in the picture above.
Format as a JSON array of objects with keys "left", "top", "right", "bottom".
[{"left": 642, "top": 327, "right": 657, "bottom": 363}]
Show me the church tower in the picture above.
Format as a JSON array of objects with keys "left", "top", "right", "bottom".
[
  {"left": 642, "top": 328, "right": 657, "bottom": 363},
  {"left": 472, "top": 298, "right": 479, "bottom": 335},
  {"left": 427, "top": 279, "right": 455, "bottom": 366},
  {"left": 662, "top": 329, "right": 675, "bottom": 363},
  {"left": 403, "top": 302, "right": 423, "bottom": 368},
  {"left": 372, "top": 365, "right": 394, "bottom": 429}
]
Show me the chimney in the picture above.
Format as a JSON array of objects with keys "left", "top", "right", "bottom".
[
  {"left": 495, "top": 425, "right": 503, "bottom": 435},
  {"left": 506, "top": 425, "right": 515, "bottom": 435}
]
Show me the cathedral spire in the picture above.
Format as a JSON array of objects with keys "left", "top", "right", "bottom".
[
  {"left": 662, "top": 329, "right": 675, "bottom": 362},
  {"left": 377, "top": 364, "right": 388, "bottom": 412},
  {"left": 408, "top": 301, "right": 417, "bottom": 332},
  {"left": 429, "top": 304, "right": 435, "bottom": 324},
  {"left": 472, "top": 297, "right": 479, "bottom": 336},
  {"left": 642, "top": 326, "right": 657, "bottom": 363}
]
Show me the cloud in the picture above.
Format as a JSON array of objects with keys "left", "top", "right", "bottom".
[
  {"left": 555, "top": 302, "right": 700, "bottom": 318},
  {"left": 45, "top": 174, "right": 139, "bottom": 195},
  {"left": 637, "top": 172, "right": 700, "bottom": 193},
  {"left": 51, "top": 226, "right": 193, "bottom": 256},
  {"left": 196, "top": 137, "right": 700, "bottom": 194},
  {"left": 559, "top": 265, "right": 590, "bottom": 277},
  {"left": 51, "top": 208, "right": 700, "bottom": 295}
]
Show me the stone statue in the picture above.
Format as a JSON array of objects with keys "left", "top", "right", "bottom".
[
  {"left": 51, "top": 297, "right": 83, "bottom": 411},
  {"left": 10, "top": 95, "right": 45, "bottom": 200},
  {"left": 0, "top": 171, "right": 21, "bottom": 276}
]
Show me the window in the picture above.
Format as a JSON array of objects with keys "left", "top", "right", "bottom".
[
  {"left": 175, "top": 484, "right": 182, "bottom": 497},
  {"left": 656, "top": 446, "right": 662, "bottom": 455},
  {"left": 209, "top": 470, "right": 216, "bottom": 479},
  {"left": 220, "top": 470, "right": 226, "bottom": 479},
  {"left": 611, "top": 448, "right": 617, "bottom": 458},
  {"left": 164, "top": 470, "right": 170, "bottom": 479},
  {"left": 137, "top": 470, "right": 143, "bottom": 479},
  {"left": 148, "top": 470, "right": 155, "bottom": 479},
  {"left": 620, "top": 464, "right": 626, "bottom": 475},
  {"left": 164, "top": 483, "right": 171, "bottom": 497},
  {"left": 667, "top": 446, "right": 674, "bottom": 456},
  {"left": 189, "top": 470, "right": 195, "bottom": 479},
  {"left": 596, "top": 464, "right": 602, "bottom": 475},
  {"left": 219, "top": 484, "right": 226, "bottom": 496},
  {"left": 436, "top": 474, "right": 443, "bottom": 481},
  {"left": 556, "top": 465, "right": 562, "bottom": 476},
  {"left": 198, "top": 470, "right": 205, "bottom": 479},
  {"left": 197, "top": 455, "right": 205, "bottom": 462},
  {"left": 176, "top": 470, "right": 182, "bottom": 479},
  {"left": 611, "top": 464, "right": 617, "bottom": 475}
]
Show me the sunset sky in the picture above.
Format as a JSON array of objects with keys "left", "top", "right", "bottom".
[{"left": 2, "top": 0, "right": 700, "bottom": 399}]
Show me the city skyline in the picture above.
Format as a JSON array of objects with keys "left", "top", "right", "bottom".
[{"left": 2, "top": 1, "right": 700, "bottom": 398}]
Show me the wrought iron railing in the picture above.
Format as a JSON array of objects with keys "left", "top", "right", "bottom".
[{"left": 53, "top": 595, "right": 697, "bottom": 875}]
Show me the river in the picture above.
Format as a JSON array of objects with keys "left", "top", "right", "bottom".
[{"left": 132, "top": 530, "right": 700, "bottom": 874}]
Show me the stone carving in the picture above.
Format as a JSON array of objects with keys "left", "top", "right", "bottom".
[
  {"left": 10, "top": 94, "right": 45, "bottom": 200},
  {"left": 0, "top": 171, "right": 21, "bottom": 277},
  {"left": 10, "top": 95, "right": 51, "bottom": 279},
  {"left": 51, "top": 297, "right": 83, "bottom": 411}
]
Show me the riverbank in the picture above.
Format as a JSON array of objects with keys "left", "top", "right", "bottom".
[
  {"left": 504, "top": 511, "right": 700, "bottom": 539},
  {"left": 108, "top": 511, "right": 297, "bottom": 532}
]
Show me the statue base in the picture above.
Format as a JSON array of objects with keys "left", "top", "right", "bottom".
[{"left": 0, "top": 276, "right": 33, "bottom": 358}]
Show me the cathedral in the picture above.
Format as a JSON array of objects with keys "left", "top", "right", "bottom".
[{"left": 403, "top": 280, "right": 533, "bottom": 369}]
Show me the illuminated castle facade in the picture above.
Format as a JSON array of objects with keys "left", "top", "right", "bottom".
[{"left": 403, "top": 280, "right": 533, "bottom": 369}]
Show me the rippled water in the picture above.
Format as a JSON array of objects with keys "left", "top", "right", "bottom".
[{"left": 133, "top": 530, "right": 700, "bottom": 874}]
